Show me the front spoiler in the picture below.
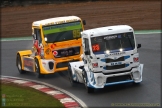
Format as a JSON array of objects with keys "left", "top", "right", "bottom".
[
  {"left": 86, "top": 64, "right": 144, "bottom": 88},
  {"left": 105, "top": 80, "right": 134, "bottom": 86}
]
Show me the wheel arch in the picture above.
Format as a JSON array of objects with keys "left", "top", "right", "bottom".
[
  {"left": 16, "top": 50, "right": 32, "bottom": 70},
  {"left": 17, "top": 50, "right": 32, "bottom": 56}
]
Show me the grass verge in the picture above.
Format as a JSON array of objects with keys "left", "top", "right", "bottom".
[{"left": 1, "top": 82, "right": 64, "bottom": 107}]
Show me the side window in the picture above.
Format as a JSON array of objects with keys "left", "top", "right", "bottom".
[
  {"left": 84, "top": 38, "right": 90, "bottom": 52},
  {"left": 34, "top": 28, "right": 42, "bottom": 44}
]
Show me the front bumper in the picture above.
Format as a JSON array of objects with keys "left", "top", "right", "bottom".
[
  {"left": 39, "top": 58, "right": 80, "bottom": 74},
  {"left": 86, "top": 64, "right": 144, "bottom": 88}
]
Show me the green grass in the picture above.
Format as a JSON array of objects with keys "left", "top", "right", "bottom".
[{"left": 1, "top": 82, "right": 64, "bottom": 107}]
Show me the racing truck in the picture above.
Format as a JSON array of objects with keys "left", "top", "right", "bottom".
[
  {"left": 16, "top": 16, "right": 86, "bottom": 78},
  {"left": 68, "top": 25, "right": 144, "bottom": 93}
]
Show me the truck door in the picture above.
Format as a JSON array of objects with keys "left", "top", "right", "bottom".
[
  {"left": 83, "top": 38, "right": 91, "bottom": 66},
  {"left": 33, "top": 28, "right": 42, "bottom": 55}
]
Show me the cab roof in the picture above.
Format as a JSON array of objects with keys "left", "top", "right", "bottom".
[
  {"left": 32, "top": 16, "right": 81, "bottom": 27},
  {"left": 82, "top": 25, "right": 134, "bottom": 37}
]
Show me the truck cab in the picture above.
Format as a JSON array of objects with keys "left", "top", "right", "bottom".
[
  {"left": 68, "top": 25, "right": 144, "bottom": 93},
  {"left": 16, "top": 16, "right": 85, "bottom": 78}
]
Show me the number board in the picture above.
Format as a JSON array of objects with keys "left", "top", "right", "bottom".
[{"left": 92, "top": 44, "right": 100, "bottom": 52}]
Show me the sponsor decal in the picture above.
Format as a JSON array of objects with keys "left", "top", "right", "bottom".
[
  {"left": 93, "top": 37, "right": 103, "bottom": 42},
  {"left": 111, "top": 62, "right": 122, "bottom": 66},
  {"left": 104, "top": 35, "right": 117, "bottom": 40},
  {"left": 44, "top": 19, "right": 79, "bottom": 26},
  {"left": 56, "top": 42, "right": 80, "bottom": 47},
  {"left": 24, "top": 59, "right": 33, "bottom": 67},
  {"left": 105, "top": 54, "right": 108, "bottom": 57},
  {"left": 124, "top": 55, "right": 130, "bottom": 60},
  {"left": 52, "top": 51, "right": 58, "bottom": 56},
  {"left": 33, "top": 40, "right": 41, "bottom": 55},
  {"left": 23, "top": 58, "right": 34, "bottom": 71},
  {"left": 45, "top": 48, "right": 51, "bottom": 55},
  {"left": 109, "top": 51, "right": 125, "bottom": 56},
  {"left": 90, "top": 72, "right": 96, "bottom": 85}
]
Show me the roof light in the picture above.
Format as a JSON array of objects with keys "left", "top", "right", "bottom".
[{"left": 45, "top": 37, "right": 47, "bottom": 41}]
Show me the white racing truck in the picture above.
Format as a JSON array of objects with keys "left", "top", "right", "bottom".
[{"left": 68, "top": 25, "right": 144, "bottom": 93}]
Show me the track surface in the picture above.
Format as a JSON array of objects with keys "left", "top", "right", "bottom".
[{"left": 1, "top": 34, "right": 161, "bottom": 107}]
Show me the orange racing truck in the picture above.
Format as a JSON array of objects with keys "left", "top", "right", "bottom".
[{"left": 16, "top": 16, "right": 86, "bottom": 78}]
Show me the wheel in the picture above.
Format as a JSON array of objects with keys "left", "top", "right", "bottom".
[
  {"left": 68, "top": 64, "right": 76, "bottom": 86},
  {"left": 83, "top": 70, "right": 94, "bottom": 93},
  {"left": 133, "top": 82, "right": 141, "bottom": 85},
  {"left": 16, "top": 54, "right": 26, "bottom": 74},
  {"left": 87, "top": 86, "right": 94, "bottom": 93},
  {"left": 35, "top": 58, "right": 44, "bottom": 78}
]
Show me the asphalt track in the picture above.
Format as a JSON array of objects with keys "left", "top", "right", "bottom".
[{"left": 1, "top": 33, "right": 161, "bottom": 107}]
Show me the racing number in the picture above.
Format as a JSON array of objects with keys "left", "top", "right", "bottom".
[
  {"left": 92, "top": 44, "right": 100, "bottom": 52},
  {"left": 73, "top": 30, "right": 80, "bottom": 38}
]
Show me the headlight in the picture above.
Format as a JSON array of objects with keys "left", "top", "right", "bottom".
[
  {"left": 92, "top": 63, "right": 98, "bottom": 68},
  {"left": 119, "top": 48, "right": 123, "bottom": 52},
  {"left": 133, "top": 57, "right": 139, "bottom": 62}
]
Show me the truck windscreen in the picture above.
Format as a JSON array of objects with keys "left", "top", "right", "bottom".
[
  {"left": 91, "top": 32, "right": 135, "bottom": 54},
  {"left": 43, "top": 21, "right": 82, "bottom": 43}
]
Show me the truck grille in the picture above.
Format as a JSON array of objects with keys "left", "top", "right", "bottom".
[
  {"left": 103, "top": 68, "right": 132, "bottom": 75},
  {"left": 106, "top": 75, "right": 131, "bottom": 83},
  {"left": 106, "top": 56, "right": 124, "bottom": 63},
  {"left": 53, "top": 46, "right": 80, "bottom": 58},
  {"left": 106, "top": 64, "right": 125, "bottom": 70},
  {"left": 56, "top": 60, "right": 79, "bottom": 68}
]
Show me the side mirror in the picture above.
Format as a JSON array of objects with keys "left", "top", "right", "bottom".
[
  {"left": 83, "top": 20, "right": 86, "bottom": 25},
  {"left": 33, "top": 34, "right": 36, "bottom": 40},
  {"left": 137, "top": 44, "right": 141, "bottom": 49},
  {"left": 79, "top": 66, "right": 84, "bottom": 69},
  {"left": 84, "top": 50, "right": 90, "bottom": 55}
]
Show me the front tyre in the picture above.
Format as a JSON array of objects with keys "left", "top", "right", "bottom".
[
  {"left": 35, "top": 58, "right": 44, "bottom": 78},
  {"left": 133, "top": 82, "right": 141, "bottom": 85},
  {"left": 83, "top": 70, "right": 94, "bottom": 93},
  {"left": 16, "top": 54, "right": 26, "bottom": 74},
  {"left": 68, "top": 64, "right": 76, "bottom": 86}
]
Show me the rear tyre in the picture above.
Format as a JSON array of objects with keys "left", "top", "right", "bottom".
[
  {"left": 68, "top": 64, "right": 76, "bottom": 86},
  {"left": 83, "top": 70, "right": 94, "bottom": 93},
  {"left": 16, "top": 54, "right": 26, "bottom": 74},
  {"left": 35, "top": 58, "right": 44, "bottom": 78}
]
